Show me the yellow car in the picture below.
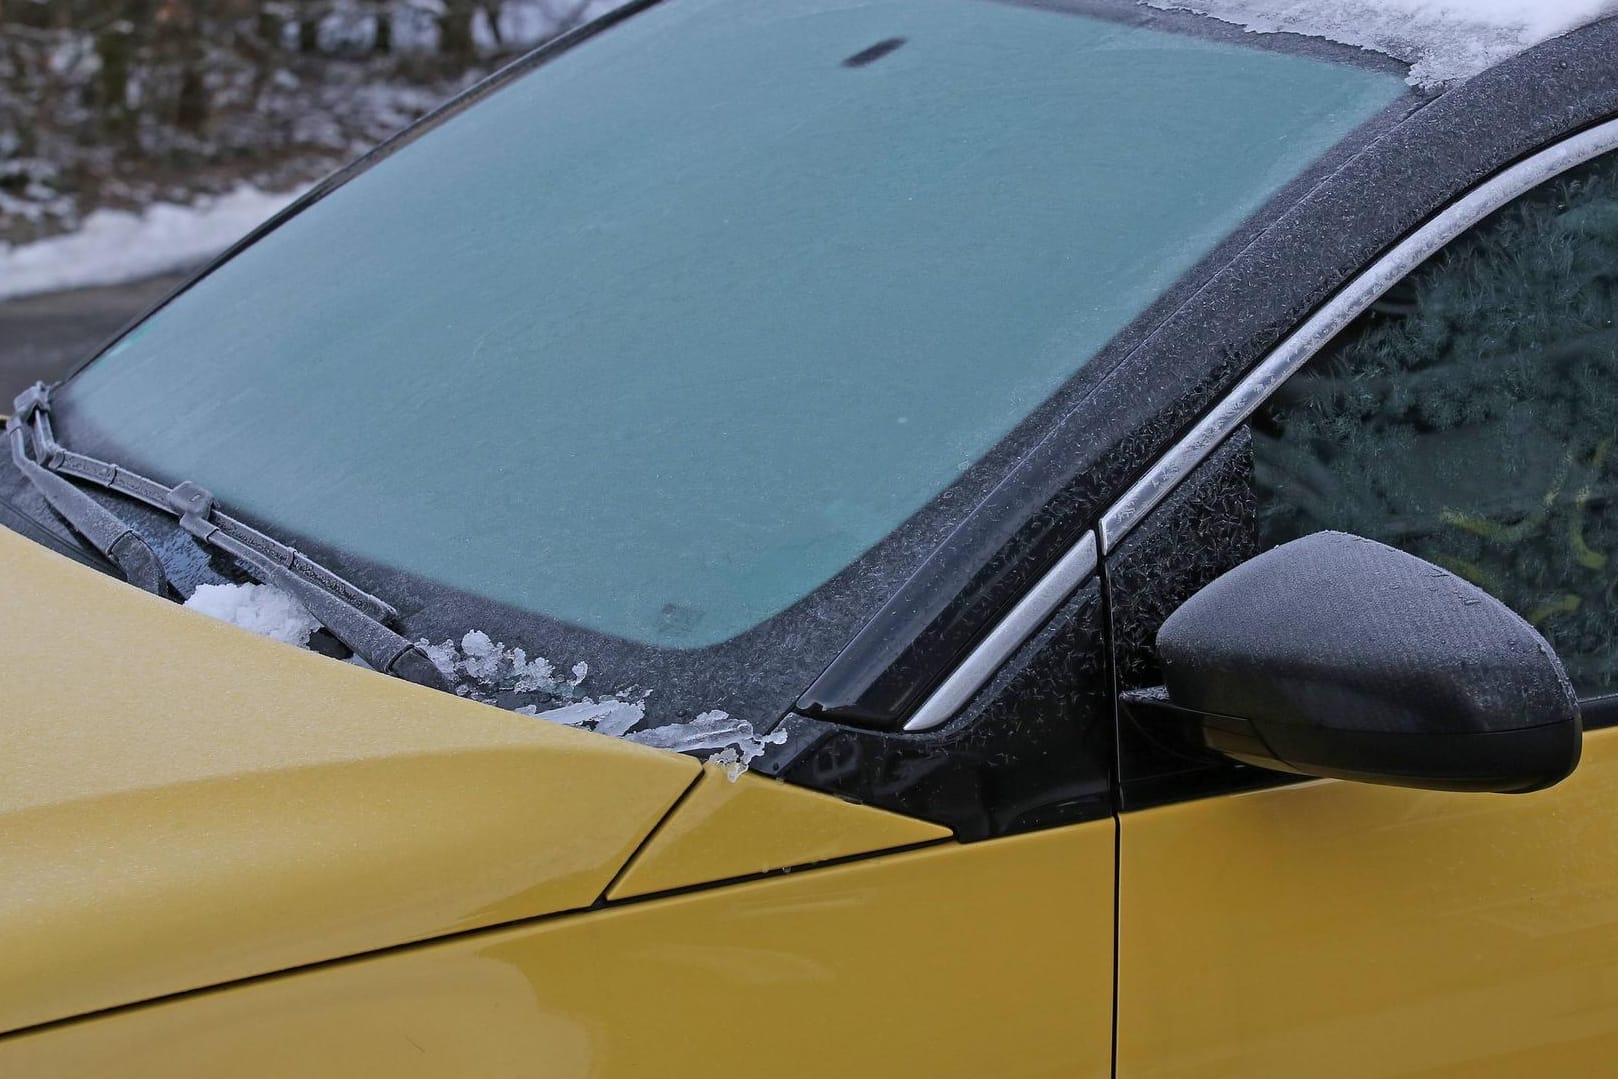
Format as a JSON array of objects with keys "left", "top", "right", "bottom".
[{"left": 5, "top": 1, "right": 1618, "bottom": 1075}]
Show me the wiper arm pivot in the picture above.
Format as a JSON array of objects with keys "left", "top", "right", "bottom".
[{"left": 7, "top": 386, "right": 167, "bottom": 594}]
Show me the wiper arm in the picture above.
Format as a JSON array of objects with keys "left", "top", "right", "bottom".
[
  {"left": 7, "top": 383, "right": 449, "bottom": 691},
  {"left": 7, "top": 404, "right": 167, "bottom": 593}
]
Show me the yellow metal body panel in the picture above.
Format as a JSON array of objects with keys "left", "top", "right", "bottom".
[
  {"left": 607, "top": 762, "right": 953, "bottom": 899},
  {"left": 1118, "top": 725, "right": 1618, "bottom": 1077},
  {"left": 0, "top": 529, "right": 700, "bottom": 1034},
  {"left": 2, "top": 818, "right": 1116, "bottom": 1078}
]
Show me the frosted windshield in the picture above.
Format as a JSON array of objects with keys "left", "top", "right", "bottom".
[{"left": 61, "top": 0, "right": 1405, "bottom": 647}]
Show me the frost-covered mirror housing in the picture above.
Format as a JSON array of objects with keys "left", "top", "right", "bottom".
[{"left": 1138, "top": 531, "right": 1581, "bottom": 794}]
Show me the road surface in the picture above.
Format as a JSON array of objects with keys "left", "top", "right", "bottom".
[{"left": 0, "top": 271, "right": 191, "bottom": 405}]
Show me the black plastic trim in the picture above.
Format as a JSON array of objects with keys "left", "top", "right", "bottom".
[
  {"left": 1253, "top": 720, "right": 1581, "bottom": 794},
  {"left": 1121, "top": 687, "right": 1582, "bottom": 795},
  {"left": 773, "top": 579, "right": 1114, "bottom": 840},
  {"left": 1583, "top": 694, "right": 1618, "bottom": 732}
]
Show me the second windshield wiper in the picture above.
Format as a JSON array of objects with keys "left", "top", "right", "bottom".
[{"left": 6, "top": 383, "right": 449, "bottom": 691}]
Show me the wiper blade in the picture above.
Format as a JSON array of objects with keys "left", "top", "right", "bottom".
[{"left": 7, "top": 383, "right": 449, "bottom": 691}]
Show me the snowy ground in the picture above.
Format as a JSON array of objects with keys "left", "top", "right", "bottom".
[
  {"left": 0, "top": 1, "right": 634, "bottom": 248},
  {"left": 0, "top": 185, "right": 304, "bottom": 398},
  {"left": 9, "top": 0, "right": 1612, "bottom": 307},
  {"left": 0, "top": 185, "right": 305, "bottom": 303}
]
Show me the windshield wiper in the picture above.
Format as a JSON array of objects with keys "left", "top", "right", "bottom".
[
  {"left": 7, "top": 396, "right": 167, "bottom": 593},
  {"left": 6, "top": 383, "right": 449, "bottom": 691}
]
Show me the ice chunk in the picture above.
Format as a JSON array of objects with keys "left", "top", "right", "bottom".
[
  {"left": 531, "top": 701, "right": 601, "bottom": 727},
  {"left": 458, "top": 629, "right": 502, "bottom": 680},
  {"left": 706, "top": 746, "right": 747, "bottom": 782},
  {"left": 626, "top": 710, "right": 789, "bottom": 780},
  {"left": 512, "top": 651, "right": 558, "bottom": 693},
  {"left": 414, "top": 630, "right": 560, "bottom": 694},
  {"left": 593, "top": 699, "right": 648, "bottom": 738},
  {"left": 419, "top": 638, "right": 460, "bottom": 679},
  {"left": 534, "top": 697, "right": 646, "bottom": 735},
  {"left": 1139, "top": 0, "right": 1618, "bottom": 87},
  {"left": 183, "top": 582, "right": 321, "bottom": 647}
]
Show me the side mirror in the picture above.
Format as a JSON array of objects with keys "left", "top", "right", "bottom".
[{"left": 1126, "top": 531, "right": 1581, "bottom": 793}]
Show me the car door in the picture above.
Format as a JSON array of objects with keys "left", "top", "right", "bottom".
[{"left": 1111, "top": 128, "right": 1618, "bottom": 1074}]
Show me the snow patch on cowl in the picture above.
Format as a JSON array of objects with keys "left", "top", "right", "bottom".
[
  {"left": 179, "top": 614, "right": 781, "bottom": 778},
  {"left": 518, "top": 698, "right": 647, "bottom": 738},
  {"left": 417, "top": 629, "right": 571, "bottom": 695},
  {"left": 183, "top": 582, "right": 321, "bottom": 647},
  {"left": 418, "top": 630, "right": 781, "bottom": 778},
  {"left": 1138, "top": 0, "right": 1618, "bottom": 87}
]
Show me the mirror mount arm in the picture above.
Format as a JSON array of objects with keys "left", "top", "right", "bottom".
[{"left": 1118, "top": 686, "right": 1298, "bottom": 772}]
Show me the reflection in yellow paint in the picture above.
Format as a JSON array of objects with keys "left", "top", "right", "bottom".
[
  {"left": 1, "top": 820, "right": 1117, "bottom": 1079},
  {"left": 1119, "top": 727, "right": 1618, "bottom": 1077}
]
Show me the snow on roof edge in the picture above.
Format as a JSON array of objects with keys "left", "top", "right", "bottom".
[{"left": 1138, "top": 0, "right": 1618, "bottom": 88}]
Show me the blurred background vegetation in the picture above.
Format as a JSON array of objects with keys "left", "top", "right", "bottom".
[{"left": 0, "top": 0, "right": 617, "bottom": 244}]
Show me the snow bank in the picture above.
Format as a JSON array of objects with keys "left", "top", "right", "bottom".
[
  {"left": 1140, "top": 0, "right": 1618, "bottom": 87},
  {"left": 0, "top": 184, "right": 307, "bottom": 301},
  {"left": 184, "top": 582, "right": 321, "bottom": 646}
]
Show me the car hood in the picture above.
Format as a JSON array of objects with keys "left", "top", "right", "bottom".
[{"left": 0, "top": 527, "right": 700, "bottom": 1035}]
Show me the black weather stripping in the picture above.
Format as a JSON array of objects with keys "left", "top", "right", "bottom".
[{"left": 842, "top": 38, "right": 906, "bottom": 68}]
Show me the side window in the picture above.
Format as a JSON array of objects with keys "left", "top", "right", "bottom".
[{"left": 1252, "top": 150, "right": 1618, "bottom": 698}]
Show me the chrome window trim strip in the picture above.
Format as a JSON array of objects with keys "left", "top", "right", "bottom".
[
  {"left": 903, "top": 530, "right": 1097, "bottom": 731},
  {"left": 902, "top": 117, "right": 1618, "bottom": 733},
  {"left": 1099, "top": 117, "right": 1618, "bottom": 554}
]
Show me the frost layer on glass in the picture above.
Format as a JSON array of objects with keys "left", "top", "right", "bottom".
[{"left": 63, "top": 0, "right": 1404, "bottom": 647}]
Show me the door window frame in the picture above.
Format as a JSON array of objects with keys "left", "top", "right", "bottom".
[
  {"left": 1099, "top": 117, "right": 1618, "bottom": 556},
  {"left": 1097, "top": 117, "right": 1618, "bottom": 731},
  {"left": 905, "top": 118, "right": 1618, "bottom": 735}
]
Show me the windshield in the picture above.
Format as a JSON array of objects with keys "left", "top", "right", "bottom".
[{"left": 51, "top": 0, "right": 1405, "bottom": 657}]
